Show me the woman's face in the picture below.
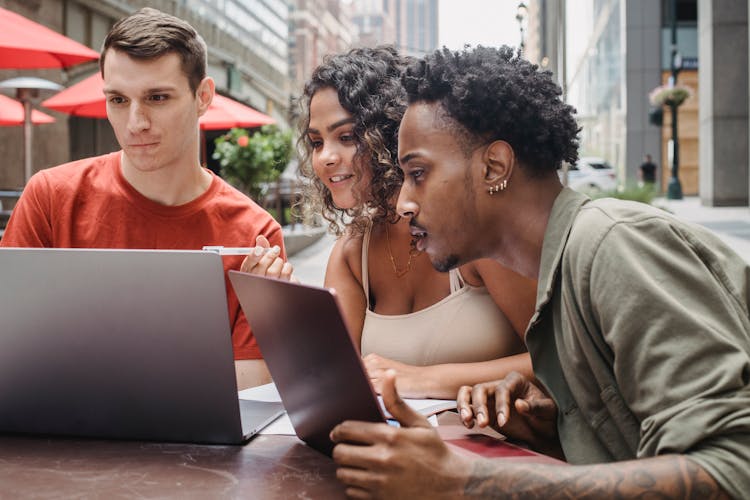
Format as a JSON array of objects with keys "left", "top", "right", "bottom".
[{"left": 307, "top": 87, "right": 371, "bottom": 209}]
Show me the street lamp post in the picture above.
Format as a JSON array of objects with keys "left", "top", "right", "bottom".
[
  {"left": 667, "top": 0, "right": 683, "bottom": 199},
  {"left": 516, "top": 2, "right": 528, "bottom": 55}
]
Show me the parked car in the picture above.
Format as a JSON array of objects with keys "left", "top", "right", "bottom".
[{"left": 560, "top": 156, "right": 618, "bottom": 194}]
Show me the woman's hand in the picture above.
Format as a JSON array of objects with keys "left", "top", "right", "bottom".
[
  {"left": 240, "top": 235, "right": 294, "bottom": 281},
  {"left": 364, "top": 353, "right": 435, "bottom": 399}
]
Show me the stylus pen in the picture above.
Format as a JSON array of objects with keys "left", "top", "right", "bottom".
[{"left": 202, "top": 245, "right": 274, "bottom": 256}]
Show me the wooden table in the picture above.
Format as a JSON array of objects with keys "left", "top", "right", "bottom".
[
  {"left": 0, "top": 413, "right": 562, "bottom": 498},
  {"left": 0, "top": 433, "right": 346, "bottom": 498}
]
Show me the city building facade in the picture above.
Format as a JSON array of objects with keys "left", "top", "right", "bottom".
[
  {"left": 288, "top": 0, "right": 353, "bottom": 96},
  {"left": 528, "top": 0, "right": 748, "bottom": 206},
  {"left": 348, "top": 0, "right": 437, "bottom": 57}
]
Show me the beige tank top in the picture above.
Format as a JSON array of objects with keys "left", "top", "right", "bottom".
[{"left": 359, "top": 224, "right": 520, "bottom": 366}]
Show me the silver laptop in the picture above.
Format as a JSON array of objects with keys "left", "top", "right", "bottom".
[
  {"left": 0, "top": 248, "right": 283, "bottom": 444},
  {"left": 229, "top": 271, "right": 386, "bottom": 456}
]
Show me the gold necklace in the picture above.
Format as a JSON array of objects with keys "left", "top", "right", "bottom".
[{"left": 384, "top": 223, "right": 420, "bottom": 278}]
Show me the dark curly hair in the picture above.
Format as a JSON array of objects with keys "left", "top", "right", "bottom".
[
  {"left": 297, "top": 46, "right": 409, "bottom": 235},
  {"left": 401, "top": 45, "right": 580, "bottom": 174}
]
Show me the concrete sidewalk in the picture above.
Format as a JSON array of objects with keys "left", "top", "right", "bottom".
[
  {"left": 288, "top": 231, "right": 336, "bottom": 287},
  {"left": 656, "top": 196, "right": 750, "bottom": 263}
]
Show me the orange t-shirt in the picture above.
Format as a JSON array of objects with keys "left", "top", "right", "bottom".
[{"left": 0, "top": 151, "right": 285, "bottom": 360}]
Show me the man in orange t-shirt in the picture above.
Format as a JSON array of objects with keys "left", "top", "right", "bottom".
[{"left": 0, "top": 8, "right": 285, "bottom": 390}]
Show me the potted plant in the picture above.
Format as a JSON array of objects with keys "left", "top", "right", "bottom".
[
  {"left": 648, "top": 84, "right": 693, "bottom": 107},
  {"left": 212, "top": 125, "right": 292, "bottom": 202}
]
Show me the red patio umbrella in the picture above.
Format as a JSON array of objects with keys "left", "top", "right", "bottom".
[
  {"left": 39, "top": 72, "right": 105, "bottom": 118},
  {"left": 201, "top": 94, "right": 275, "bottom": 130},
  {"left": 0, "top": 6, "right": 100, "bottom": 69},
  {"left": 0, "top": 93, "right": 54, "bottom": 126},
  {"left": 42, "top": 72, "right": 276, "bottom": 129}
]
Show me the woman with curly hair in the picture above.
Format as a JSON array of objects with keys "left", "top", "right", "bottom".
[{"left": 246, "top": 46, "right": 537, "bottom": 399}]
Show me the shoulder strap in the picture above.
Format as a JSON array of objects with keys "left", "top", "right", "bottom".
[
  {"left": 361, "top": 221, "right": 373, "bottom": 304},
  {"left": 449, "top": 268, "right": 466, "bottom": 292}
]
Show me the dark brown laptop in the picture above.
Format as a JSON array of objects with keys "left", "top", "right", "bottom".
[{"left": 229, "top": 270, "right": 385, "bottom": 455}]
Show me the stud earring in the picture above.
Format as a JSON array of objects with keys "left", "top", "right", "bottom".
[{"left": 488, "top": 179, "right": 508, "bottom": 195}]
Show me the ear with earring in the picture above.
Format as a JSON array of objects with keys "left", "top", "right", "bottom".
[{"left": 488, "top": 179, "right": 508, "bottom": 195}]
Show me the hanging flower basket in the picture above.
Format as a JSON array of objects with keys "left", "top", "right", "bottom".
[{"left": 648, "top": 84, "right": 693, "bottom": 107}]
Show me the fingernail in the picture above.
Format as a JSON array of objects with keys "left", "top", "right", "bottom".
[
  {"left": 254, "top": 246, "right": 264, "bottom": 256},
  {"left": 498, "top": 413, "right": 506, "bottom": 427},
  {"left": 460, "top": 408, "right": 470, "bottom": 419}
]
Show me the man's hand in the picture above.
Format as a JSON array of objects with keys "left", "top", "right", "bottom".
[
  {"left": 330, "top": 370, "right": 472, "bottom": 499},
  {"left": 363, "top": 353, "right": 432, "bottom": 399},
  {"left": 457, "top": 372, "right": 561, "bottom": 458},
  {"left": 240, "top": 235, "right": 293, "bottom": 280}
]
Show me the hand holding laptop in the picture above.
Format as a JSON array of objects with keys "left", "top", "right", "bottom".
[{"left": 330, "top": 370, "right": 473, "bottom": 498}]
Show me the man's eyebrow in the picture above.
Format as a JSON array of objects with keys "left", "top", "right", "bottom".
[
  {"left": 103, "top": 86, "right": 177, "bottom": 95},
  {"left": 307, "top": 117, "right": 355, "bottom": 135}
]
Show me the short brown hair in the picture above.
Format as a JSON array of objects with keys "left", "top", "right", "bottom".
[{"left": 100, "top": 7, "right": 207, "bottom": 93}]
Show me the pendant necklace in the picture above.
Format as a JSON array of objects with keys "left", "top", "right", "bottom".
[{"left": 384, "top": 224, "right": 420, "bottom": 278}]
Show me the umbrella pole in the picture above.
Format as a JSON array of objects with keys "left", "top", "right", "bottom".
[{"left": 22, "top": 96, "right": 33, "bottom": 184}]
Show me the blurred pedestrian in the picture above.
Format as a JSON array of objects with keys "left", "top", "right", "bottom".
[{"left": 638, "top": 153, "right": 657, "bottom": 187}]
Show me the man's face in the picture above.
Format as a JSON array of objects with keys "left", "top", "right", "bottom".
[
  {"left": 103, "top": 49, "right": 209, "bottom": 173},
  {"left": 397, "top": 102, "right": 482, "bottom": 272}
]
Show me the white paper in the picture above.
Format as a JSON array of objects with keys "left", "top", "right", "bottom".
[{"left": 239, "top": 382, "right": 454, "bottom": 435}]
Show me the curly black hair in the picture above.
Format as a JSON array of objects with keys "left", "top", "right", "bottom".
[
  {"left": 401, "top": 45, "right": 580, "bottom": 174},
  {"left": 297, "top": 46, "right": 409, "bottom": 235}
]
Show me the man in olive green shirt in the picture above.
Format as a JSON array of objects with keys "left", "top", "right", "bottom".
[{"left": 329, "top": 46, "right": 749, "bottom": 499}]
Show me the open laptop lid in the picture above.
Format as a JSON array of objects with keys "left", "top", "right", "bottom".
[
  {"left": 0, "top": 248, "right": 281, "bottom": 444},
  {"left": 229, "top": 271, "right": 385, "bottom": 455}
]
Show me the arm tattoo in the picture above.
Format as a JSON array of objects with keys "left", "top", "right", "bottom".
[{"left": 464, "top": 455, "right": 729, "bottom": 499}]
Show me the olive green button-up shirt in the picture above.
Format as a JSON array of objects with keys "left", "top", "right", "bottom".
[{"left": 526, "top": 188, "right": 750, "bottom": 499}]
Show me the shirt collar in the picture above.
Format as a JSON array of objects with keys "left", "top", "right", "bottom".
[{"left": 528, "top": 187, "right": 591, "bottom": 327}]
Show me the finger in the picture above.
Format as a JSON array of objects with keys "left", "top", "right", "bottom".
[
  {"left": 518, "top": 397, "right": 557, "bottom": 419},
  {"left": 335, "top": 463, "right": 380, "bottom": 491},
  {"left": 363, "top": 354, "right": 384, "bottom": 371},
  {"left": 261, "top": 245, "right": 281, "bottom": 263},
  {"left": 344, "top": 487, "right": 372, "bottom": 500},
  {"left": 240, "top": 253, "right": 259, "bottom": 273},
  {"left": 470, "top": 383, "right": 492, "bottom": 428},
  {"left": 240, "top": 245, "right": 269, "bottom": 272},
  {"left": 332, "top": 442, "right": 384, "bottom": 476},
  {"left": 381, "top": 369, "right": 430, "bottom": 428},
  {"left": 265, "top": 257, "right": 285, "bottom": 277},
  {"left": 280, "top": 262, "right": 294, "bottom": 281},
  {"left": 456, "top": 385, "right": 475, "bottom": 428},
  {"left": 494, "top": 372, "right": 526, "bottom": 427},
  {"left": 254, "top": 246, "right": 282, "bottom": 275},
  {"left": 330, "top": 421, "right": 393, "bottom": 446},
  {"left": 255, "top": 234, "right": 271, "bottom": 248}
]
